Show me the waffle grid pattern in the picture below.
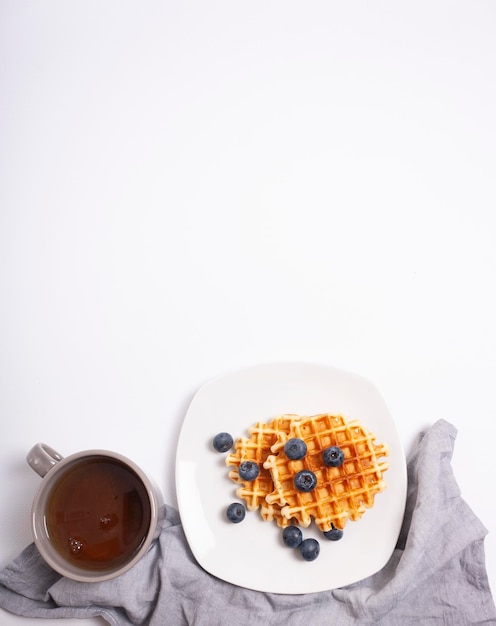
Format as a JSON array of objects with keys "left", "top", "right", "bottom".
[
  {"left": 225, "top": 416, "right": 301, "bottom": 526},
  {"left": 265, "top": 414, "right": 389, "bottom": 531},
  {"left": 225, "top": 413, "right": 389, "bottom": 532}
]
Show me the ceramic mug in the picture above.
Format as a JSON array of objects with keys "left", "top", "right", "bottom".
[{"left": 27, "top": 443, "right": 162, "bottom": 582}]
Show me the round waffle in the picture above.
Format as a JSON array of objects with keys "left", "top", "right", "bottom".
[
  {"left": 263, "top": 414, "right": 389, "bottom": 531},
  {"left": 225, "top": 414, "right": 302, "bottom": 527}
]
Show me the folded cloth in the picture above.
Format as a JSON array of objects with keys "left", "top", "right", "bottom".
[{"left": 1, "top": 419, "right": 495, "bottom": 625}]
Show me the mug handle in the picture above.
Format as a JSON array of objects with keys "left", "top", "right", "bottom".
[{"left": 27, "top": 443, "right": 64, "bottom": 477}]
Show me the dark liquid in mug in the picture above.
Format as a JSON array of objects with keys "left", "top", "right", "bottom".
[{"left": 46, "top": 457, "right": 151, "bottom": 571}]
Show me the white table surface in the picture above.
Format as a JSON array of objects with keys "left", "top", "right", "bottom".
[{"left": 1, "top": 2, "right": 495, "bottom": 624}]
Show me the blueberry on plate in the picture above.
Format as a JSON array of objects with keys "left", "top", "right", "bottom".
[
  {"left": 323, "top": 525, "right": 344, "bottom": 541},
  {"left": 213, "top": 432, "right": 234, "bottom": 453},
  {"left": 238, "top": 461, "right": 260, "bottom": 481},
  {"left": 294, "top": 469, "right": 317, "bottom": 492},
  {"left": 299, "top": 538, "right": 320, "bottom": 561},
  {"left": 284, "top": 438, "right": 307, "bottom": 460},
  {"left": 282, "top": 526, "right": 303, "bottom": 548},
  {"left": 323, "top": 446, "right": 344, "bottom": 467},
  {"left": 226, "top": 502, "right": 246, "bottom": 523}
]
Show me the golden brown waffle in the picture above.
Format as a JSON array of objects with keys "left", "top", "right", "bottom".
[
  {"left": 225, "top": 414, "right": 301, "bottom": 527},
  {"left": 263, "top": 414, "right": 389, "bottom": 531}
]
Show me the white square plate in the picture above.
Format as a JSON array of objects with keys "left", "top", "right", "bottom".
[{"left": 175, "top": 363, "right": 407, "bottom": 593}]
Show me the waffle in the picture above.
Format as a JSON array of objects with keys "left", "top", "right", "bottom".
[
  {"left": 263, "top": 414, "right": 389, "bottom": 531},
  {"left": 225, "top": 414, "right": 301, "bottom": 527}
]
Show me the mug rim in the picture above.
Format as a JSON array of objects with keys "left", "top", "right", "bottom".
[{"left": 31, "top": 448, "right": 160, "bottom": 582}]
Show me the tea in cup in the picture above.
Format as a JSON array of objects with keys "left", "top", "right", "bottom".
[{"left": 27, "top": 443, "right": 162, "bottom": 582}]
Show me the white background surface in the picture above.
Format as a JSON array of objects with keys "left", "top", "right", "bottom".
[{"left": 1, "top": 1, "right": 495, "bottom": 624}]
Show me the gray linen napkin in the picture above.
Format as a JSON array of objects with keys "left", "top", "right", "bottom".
[{"left": 1, "top": 419, "right": 495, "bottom": 625}]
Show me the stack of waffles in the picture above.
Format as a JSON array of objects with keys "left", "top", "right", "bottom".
[{"left": 226, "top": 413, "right": 389, "bottom": 532}]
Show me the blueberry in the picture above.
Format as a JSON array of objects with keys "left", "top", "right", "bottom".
[
  {"left": 213, "top": 432, "right": 233, "bottom": 453},
  {"left": 282, "top": 526, "right": 303, "bottom": 548},
  {"left": 238, "top": 461, "right": 259, "bottom": 481},
  {"left": 323, "top": 446, "right": 344, "bottom": 467},
  {"left": 284, "top": 438, "right": 307, "bottom": 460},
  {"left": 323, "top": 525, "right": 344, "bottom": 541},
  {"left": 226, "top": 502, "right": 246, "bottom": 523},
  {"left": 294, "top": 470, "right": 317, "bottom": 492},
  {"left": 299, "top": 538, "right": 320, "bottom": 561}
]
